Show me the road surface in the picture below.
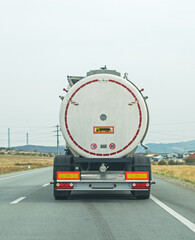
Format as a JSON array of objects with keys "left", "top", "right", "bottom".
[{"left": 0, "top": 167, "right": 194, "bottom": 240}]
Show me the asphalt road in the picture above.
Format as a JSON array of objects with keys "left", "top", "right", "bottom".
[{"left": 0, "top": 167, "right": 194, "bottom": 240}]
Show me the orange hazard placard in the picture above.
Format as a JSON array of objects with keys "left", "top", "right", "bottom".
[
  {"left": 57, "top": 172, "right": 80, "bottom": 180},
  {"left": 125, "top": 172, "right": 149, "bottom": 180},
  {"left": 93, "top": 126, "right": 114, "bottom": 134}
]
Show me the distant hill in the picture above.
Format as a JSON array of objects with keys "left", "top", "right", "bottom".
[
  {"left": 136, "top": 140, "right": 195, "bottom": 153},
  {"left": 12, "top": 140, "right": 195, "bottom": 154},
  {"left": 13, "top": 145, "right": 65, "bottom": 154}
]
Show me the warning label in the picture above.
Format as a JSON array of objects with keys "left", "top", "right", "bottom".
[{"left": 93, "top": 126, "right": 114, "bottom": 134}]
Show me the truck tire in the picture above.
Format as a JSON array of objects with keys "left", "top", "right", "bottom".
[
  {"left": 132, "top": 190, "right": 150, "bottom": 199},
  {"left": 54, "top": 190, "right": 71, "bottom": 200},
  {"left": 131, "top": 155, "right": 151, "bottom": 199},
  {"left": 53, "top": 155, "right": 73, "bottom": 200},
  {"left": 132, "top": 155, "right": 151, "bottom": 180}
]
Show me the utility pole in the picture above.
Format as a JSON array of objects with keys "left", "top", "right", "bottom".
[
  {"left": 26, "top": 133, "right": 29, "bottom": 145},
  {"left": 53, "top": 124, "right": 61, "bottom": 155},
  {"left": 56, "top": 124, "right": 60, "bottom": 155},
  {"left": 8, "top": 128, "right": 10, "bottom": 148}
]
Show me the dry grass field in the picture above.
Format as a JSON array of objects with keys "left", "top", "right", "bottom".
[
  {"left": 152, "top": 165, "right": 195, "bottom": 184},
  {"left": 0, "top": 154, "right": 53, "bottom": 175}
]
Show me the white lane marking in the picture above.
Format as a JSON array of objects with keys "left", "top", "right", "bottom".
[
  {"left": 42, "top": 183, "right": 50, "bottom": 187},
  {"left": 10, "top": 197, "right": 26, "bottom": 204},
  {"left": 0, "top": 168, "right": 48, "bottom": 181},
  {"left": 151, "top": 195, "right": 195, "bottom": 233}
]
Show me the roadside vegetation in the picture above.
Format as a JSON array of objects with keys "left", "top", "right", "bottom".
[
  {"left": 152, "top": 164, "right": 195, "bottom": 185},
  {"left": 0, "top": 150, "right": 54, "bottom": 175}
]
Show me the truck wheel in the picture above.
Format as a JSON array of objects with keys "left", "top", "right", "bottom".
[
  {"left": 131, "top": 155, "right": 151, "bottom": 199},
  {"left": 132, "top": 155, "right": 151, "bottom": 180},
  {"left": 53, "top": 155, "right": 73, "bottom": 200},
  {"left": 53, "top": 155, "right": 73, "bottom": 180},
  {"left": 54, "top": 190, "right": 71, "bottom": 200},
  {"left": 131, "top": 190, "right": 150, "bottom": 199}
]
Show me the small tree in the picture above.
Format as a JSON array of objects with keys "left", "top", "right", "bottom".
[
  {"left": 158, "top": 160, "right": 167, "bottom": 165},
  {"left": 168, "top": 160, "right": 175, "bottom": 165}
]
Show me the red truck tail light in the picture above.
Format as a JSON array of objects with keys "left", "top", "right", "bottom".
[
  {"left": 132, "top": 183, "right": 150, "bottom": 189},
  {"left": 56, "top": 182, "right": 74, "bottom": 189}
]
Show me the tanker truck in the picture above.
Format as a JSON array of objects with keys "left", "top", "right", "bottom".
[{"left": 52, "top": 68, "right": 153, "bottom": 200}]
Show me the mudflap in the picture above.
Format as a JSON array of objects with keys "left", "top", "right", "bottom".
[{"left": 53, "top": 154, "right": 73, "bottom": 200}]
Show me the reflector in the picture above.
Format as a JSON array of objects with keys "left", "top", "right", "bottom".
[
  {"left": 56, "top": 182, "right": 74, "bottom": 189},
  {"left": 132, "top": 183, "right": 150, "bottom": 189}
]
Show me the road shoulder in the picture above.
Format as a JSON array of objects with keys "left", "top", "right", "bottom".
[{"left": 152, "top": 173, "right": 195, "bottom": 190}]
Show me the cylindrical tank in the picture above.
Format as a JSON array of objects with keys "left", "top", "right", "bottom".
[{"left": 59, "top": 72, "right": 149, "bottom": 158}]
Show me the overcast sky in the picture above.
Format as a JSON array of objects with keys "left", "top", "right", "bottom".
[{"left": 0, "top": 0, "right": 195, "bottom": 147}]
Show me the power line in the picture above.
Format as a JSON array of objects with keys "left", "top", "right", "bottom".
[
  {"left": 0, "top": 126, "right": 53, "bottom": 129},
  {"left": 149, "top": 131, "right": 195, "bottom": 138},
  {"left": 151, "top": 121, "right": 195, "bottom": 126}
]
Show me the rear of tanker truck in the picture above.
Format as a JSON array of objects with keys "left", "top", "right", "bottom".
[{"left": 52, "top": 68, "right": 153, "bottom": 200}]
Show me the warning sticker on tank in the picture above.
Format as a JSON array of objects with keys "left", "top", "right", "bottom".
[{"left": 93, "top": 126, "right": 114, "bottom": 134}]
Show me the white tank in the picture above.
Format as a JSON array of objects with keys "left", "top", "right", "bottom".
[{"left": 59, "top": 72, "right": 149, "bottom": 158}]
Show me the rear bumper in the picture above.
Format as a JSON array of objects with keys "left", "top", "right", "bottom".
[
  {"left": 55, "top": 181, "right": 150, "bottom": 191},
  {"left": 54, "top": 171, "right": 151, "bottom": 191}
]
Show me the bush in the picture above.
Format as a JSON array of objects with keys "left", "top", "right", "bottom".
[
  {"left": 168, "top": 160, "right": 175, "bottom": 165},
  {"left": 158, "top": 160, "right": 167, "bottom": 165},
  {"left": 185, "top": 158, "right": 195, "bottom": 163},
  {"left": 185, "top": 157, "right": 195, "bottom": 162},
  {"left": 29, "top": 153, "right": 35, "bottom": 156}
]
